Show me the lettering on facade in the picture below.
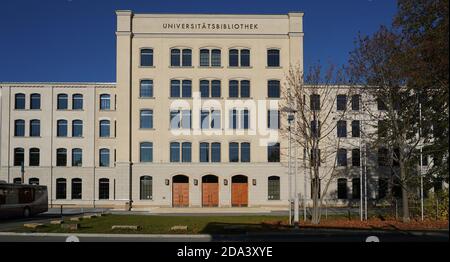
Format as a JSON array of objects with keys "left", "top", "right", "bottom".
[{"left": 162, "top": 23, "right": 259, "bottom": 30}]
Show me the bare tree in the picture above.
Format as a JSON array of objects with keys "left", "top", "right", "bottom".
[{"left": 282, "top": 63, "right": 354, "bottom": 224}]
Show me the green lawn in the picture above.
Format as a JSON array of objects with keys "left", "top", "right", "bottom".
[{"left": 17, "top": 214, "right": 289, "bottom": 234}]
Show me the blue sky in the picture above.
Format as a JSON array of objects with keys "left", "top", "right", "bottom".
[{"left": 0, "top": 0, "right": 397, "bottom": 82}]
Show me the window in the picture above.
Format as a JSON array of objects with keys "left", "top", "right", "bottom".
[
  {"left": 337, "top": 120, "right": 347, "bottom": 138},
  {"left": 241, "top": 49, "right": 250, "bottom": 67},
  {"left": 337, "top": 148, "right": 347, "bottom": 166},
  {"left": 229, "top": 142, "right": 239, "bottom": 162},
  {"left": 200, "top": 110, "right": 221, "bottom": 129},
  {"left": 56, "top": 148, "right": 67, "bottom": 166},
  {"left": 352, "top": 178, "right": 360, "bottom": 199},
  {"left": 15, "top": 93, "right": 25, "bottom": 109},
  {"left": 211, "top": 110, "right": 221, "bottom": 129},
  {"left": 337, "top": 95, "right": 347, "bottom": 111},
  {"left": 72, "top": 148, "right": 82, "bottom": 167},
  {"left": 140, "top": 80, "right": 153, "bottom": 98},
  {"left": 267, "top": 49, "right": 280, "bottom": 67},
  {"left": 268, "top": 143, "right": 280, "bottom": 162},
  {"left": 310, "top": 149, "right": 321, "bottom": 166},
  {"left": 200, "top": 49, "right": 221, "bottom": 67},
  {"left": 241, "top": 142, "right": 250, "bottom": 162},
  {"left": 56, "top": 178, "right": 66, "bottom": 199},
  {"left": 140, "top": 176, "right": 153, "bottom": 200},
  {"left": 171, "top": 48, "right": 191, "bottom": 67},
  {"left": 311, "top": 120, "right": 320, "bottom": 138},
  {"left": 229, "top": 49, "right": 239, "bottom": 66},
  {"left": 29, "top": 178, "right": 39, "bottom": 185},
  {"left": 378, "top": 148, "right": 389, "bottom": 166},
  {"left": 72, "top": 120, "right": 83, "bottom": 137},
  {"left": 100, "top": 94, "right": 111, "bottom": 110},
  {"left": 352, "top": 95, "right": 360, "bottom": 111},
  {"left": 170, "top": 110, "right": 191, "bottom": 129},
  {"left": 99, "top": 149, "right": 110, "bottom": 167},
  {"left": 71, "top": 178, "right": 82, "bottom": 199},
  {"left": 170, "top": 142, "right": 180, "bottom": 162},
  {"left": 200, "top": 49, "right": 209, "bottom": 66},
  {"left": 140, "top": 110, "right": 153, "bottom": 129},
  {"left": 240, "top": 80, "right": 250, "bottom": 98},
  {"left": 240, "top": 109, "right": 250, "bottom": 129},
  {"left": 229, "top": 49, "right": 250, "bottom": 67},
  {"left": 171, "top": 80, "right": 192, "bottom": 98},
  {"left": 268, "top": 110, "right": 280, "bottom": 129},
  {"left": 352, "top": 148, "right": 360, "bottom": 167},
  {"left": 210, "top": 142, "right": 221, "bottom": 162},
  {"left": 211, "top": 49, "right": 221, "bottom": 66},
  {"left": 200, "top": 80, "right": 209, "bottom": 98},
  {"left": 140, "top": 142, "right": 153, "bottom": 162},
  {"left": 181, "top": 142, "right": 192, "bottom": 162},
  {"left": 310, "top": 94, "right": 320, "bottom": 110},
  {"left": 72, "top": 94, "right": 83, "bottom": 110},
  {"left": 200, "top": 142, "right": 209, "bottom": 163},
  {"left": 29, "top": 148, "right": 40, "bottom": 166},
  {"left": 57, "top": 94, "right": 68, "bottom": 109},
  {"left": 229, "top": 80, "right": 239, "bottom": 98},
  {"left": 378, "top": 120, "right": 388, "bottom": 138},
  {"left": 377, "top": 97, "right": 387, "bottom": 110},
  {"left": 14, "top": 148, "right": 24, "bottom": 166},
  {"left": 13, "top": 178, "right": 22, "bottom": 184},
  {"left": 98, "top": 178, "right": 109, "bottom": 199},
  {"left": 229, "top": 80, "right": 250, "bottom": 98},
  {"left": 268, "top": 176, "right": 280, "bottom": 200},
  {"left": 30, "top": 119, "right": 40, "bottom": 137},
  {"left": 352, "top": 120, "right": 360, "bottom": 137},
  {"left": 311, "top": 178, "right": 321, "bottom": 199},
  {"left": 14, "top": 120, "right": 25, "bottom": 137},
  {"left": 99, "top": 120, "right": 110, "bottom": 137},
  {"left": 56, "top": 120, "right": 67, "bottom": 137},
  {"left": 200, "top": 80, "right": 221, "bottom": 98},
  {"left": 337, "top": 179, "right": 348, "bottom": 199},
  {"left": 30, "top": 93, "right": 41, "bottom": 110},
  {"left": 268, "top": 80, "right": 280, "bottom": 98},
  {"left": 211, "top": 80, "right": 221, "bottom": 98},
  {"left": 378, "top": 178, "right": 388, "bottom": 199},
  {"left": 140, "top": 48, "right": 153, "bottom": 66}
]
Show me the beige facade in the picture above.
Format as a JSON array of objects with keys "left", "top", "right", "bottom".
[{"left": 2, "top": 11, "right": 394, "bottom": 209}]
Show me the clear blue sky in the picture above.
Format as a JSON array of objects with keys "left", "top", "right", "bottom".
[{"left": 0, "top": 0, "right": 397, "bottom": 82}]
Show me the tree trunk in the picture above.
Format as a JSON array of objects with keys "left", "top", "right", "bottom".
[{"left": 400, "top": 162, "right": 410, "bottom": 222}]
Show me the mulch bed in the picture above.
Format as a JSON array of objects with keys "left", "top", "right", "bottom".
[{"left": 262, "top": 218, "right": 449, "bottom": 231}]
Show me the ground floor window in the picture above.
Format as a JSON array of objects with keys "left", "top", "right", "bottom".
[
  {"left": 71, "top": 178, "right": 82, "bottom": 199},
  {"left": 56, "top": 178, "right": 67, "bottom": 199},
  {"left": 352, "top": 178, "right": 360, "bottom": 199},
  {"left": 337, "top": 178, "right": 347, "bottom": 199},
  {"left": 140, "top": 176, "right": 153, "bottom": 200},
  {"left": 29, "top": 178, "right": 39, "bottom": 185},
  {"left": 268, "top": 176, "right": 280, "bottom": 200},
  {"left": 378, "top": 178, "right": 388, "bottom": 199},
  {"left": 99, "top": 178, "right": 109, "bottom": 200}
]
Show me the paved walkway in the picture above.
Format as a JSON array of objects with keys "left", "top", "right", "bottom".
[{"left": 127, "top": 207, "right": 288, "bottom": 214}]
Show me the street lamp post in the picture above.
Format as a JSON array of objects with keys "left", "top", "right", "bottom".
[
  {"left": 419, "top": 102, "right": 424, "bottom": 221},
  {"left": 283, "top": 107, "right": 297, "bottom": 226}
]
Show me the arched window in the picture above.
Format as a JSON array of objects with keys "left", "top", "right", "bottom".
[
  {"left": 140, "top": 142, "right": 153, "bottom": 162},
  {"left": 72, "top": 120, "right": 83, "bottom": 137},
  {"left": 57, "top": 119, "right": 67, "bottom": 137},
  {"left": 56, "top": 148, "right": 67, "bottom": 166},
  {"left": 229, "top": 80, "right": 239, "bottom": 98},
  {"left": 14, "top": 119, "right": 25, "bottom": 137},
  {"left": 337, "top": 178, "right": 348, "bottom": 199},
  {"left": 100, "top": 94, "right": 110, "bottom": 110},
  {"left": 240, "top": 49, "right": 250, "bottom": 67},
  {"left": 140, "top": 80, "right": 153, "bottom": 98},
  {"left": 140, "top": 48, "right": 153, "bottom": 66},
  {"left": 98, "top": 178, "right": 109, "bottom": 199},
  {"left": 267, "top": 49, "right": 280, "bottom": 67},
  {"left": 170, "top": 142, "right": 180, "bottom": 162},
  {"left": 211, "top": 143, "right": 221, "bottom": 163},
  {"left": 72, "top": 148, "right": 82, "bottom": 167},
  {"left": 30, "top": 119, "right": 40, "bottom": 137},
  {"left": 99, "top": 120, "right": 110, "bottom": 137},
  {"left": 71, "top": 178, "right": 82, "bottom": 199},
  {"left": 229, "top": 49, "right": 239, "bottom": 66},
  {"left": 268, "top": 176, "right": 280, "bottom": 200},
  {"left": 241, "top": 142, "right": 250, "bottom": 163},
  {"left": 140, "top": 176, "right": 153, "bottom": 200},
  {"left": 15, "top": 93, "right": 25, "bottom": 109},
  {"left": 14, "top": 148, "right": 24, "bottom": 166},
  {"left": 211, "top": 80, "right": 221, "bottom": 98},
  {"left": 29, "top": 148, "right": 40, "bottom": 166},
  {"left": 56, "top": 178, "right": 67, "bottom": 199},
  {"left": 72, "top": 94, "right": 83, "bottom": 110},
  {"left": 30, "top": 93, "right": 41, "bottom": 110},
  {"left": 57, "top": 94, "right": 68, "bottom": 109},
  {"left": 229, "top": 142, "right": 239, "bottom": 162},
  {"left": 99, "top": 149, "right": 110, "bottom": 167},
  {"left": 181, "top": 142, "right": 191, "bottom": 162},
  {"left": 29, "top": 178, "right": 39, "bottom": 185}
]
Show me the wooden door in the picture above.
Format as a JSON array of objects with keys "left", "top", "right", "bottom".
[
  {"left": 202, "top": 183, "right": 219, "bottom": 207},
  {"left": 231, "top": 183, "right": 248, "bottom": 207},
  {"left": 173, "top": 183, "right": 189, "bottom": 207}
]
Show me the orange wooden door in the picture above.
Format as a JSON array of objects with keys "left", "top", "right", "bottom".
[
  {"left": 202, "top": 183, "right": 219, "bottom": 207},
  {"left": 231, "top": 183, "right": 248, "bottom": 207},
  {"left": 173, "top": 183, "right": 189, "bottom": 207}
]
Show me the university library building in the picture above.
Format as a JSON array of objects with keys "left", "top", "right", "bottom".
[{"left": 0, "top": 11, "right": 427, "bottom": 209}]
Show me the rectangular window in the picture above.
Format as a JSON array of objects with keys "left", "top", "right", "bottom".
[
  {"left": 352, "top": 95, "right": 360, "bottom": 111},
  {"left": 170, "top": 80, "right": 181, "bottom": 98},
  {"left": 211, "top": 49, "right": 221, "bottom": 67},
  {"left": 240, "top": 80, "right": 250, "bottom": 98},
  {"left": 140, "top": 49, "right": 153, "bottom": 66},
  {"left": 267, "top": 49, "right": 280, "bottom": 67},
  {"left": 337, "top": 121, "right": 347, "bottom": 138},
  {"left": 200, "top": 80, "right": 209, "bottom": 98},
  {"left": 140, "top": 142, "right": 153, "bottom": 162},
  {"left": 170, "top": 142, "right": 180, "bottom": 162},
  {"left": 310, "top": 94, "right": 320, "bottom": 110},
  {"left": 211, "top": 80, "right": 221, "bottom": 98},
  {"left": 182, "top": 49, "right": 192, "bottom": 66},
  {"left": 140, "top": 80, "right": 153, "bottom": 98},
  {"left": 181, "top": 110, "right": 191, "bottom": 129},
  {"left": 211, "top": 143, "right": 221, "bottom": 162},
  {"left": 352, "top": 120, "right": 360, "bottom": 137},
  {"left": 352, "top": 149, "right": 360, "bottom": 167},
  {"left": 241, "top": 109, "right": 249, "bottom": 129},
  {"left": 268, "top": 110, "right": 280, "bottom": 129},
  {"left": 352, "top": 178, "right": 360, "bottom": 199},
  {"left": 171, "top": 49, "right": 181, "bottom": 66},
  {"left": 268, "top": 143, "right": 280, "bottom": 162},
  {"left": 170, "top": 110, "right": 180, "bottom": 129},
  {"left": 311, "top": 120, "right": 320, "bottom": 138},
  {"left": 182, "top": 80, "right": 192, "bottom": 98},
  {"left": 337, "top": 148, "right": 347, "bottom": 166},
  {"left": 200, "top": 143, "right": 209, "bottom": 162},
  {"left": 241, "top": 49, "right": 250, "bottom": 67},
  {"left": 182, "top": 142, "right": 191, "bottom": 162},
  {"left": 229, "top": 143, "right": 239, "bottom": 162},
  {"left": 337, "top": 95, "right": 347, "bottom": 111},
  {"left": 229, "top": 80, "right": 239, "bottom": 98},
  {"left": 268, "top": 177, "right": 280, "bottom": 200},
  {"left": 229, "top": 49, "right": 239, "bottom": 67},
  {"left": 201, "top": 110, "right": 210, "bottom": 129},
  {"left": 241, "top": 143, "right": 250, "bottom": 162},
  {"left": 211, "top": 110, "right": 221, "bottom": 129},
  {"left": 200, "top": 49, "right": 210, "bottom": 66},
  {"left": 268, "top": 80, "right": 280, "bottom": 98},
  {"left": 140, "top": 110, "right": 153, "bottom": 129}
]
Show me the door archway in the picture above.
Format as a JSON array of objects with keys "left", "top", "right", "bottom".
[
  {"left": 202, "top": 175, "right": 219, "bottom": 207},
  {"left": 231, "top": 175, "right": 248, "bottom": 207},
  {"left": 172, "top": 175, "right": 189, "bottom": 207}
]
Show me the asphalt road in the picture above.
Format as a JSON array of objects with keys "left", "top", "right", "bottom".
[{"left": 0, "top": 229, "right": 448, "bottom": 242}]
